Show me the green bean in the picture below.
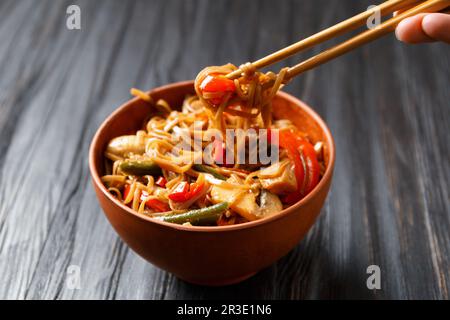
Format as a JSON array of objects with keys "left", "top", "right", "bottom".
[
  {"left": 158, "top": 202, "right": 229, "bottom": 225},
  {"left": 119, "top": 160, "right": 162, "bottom": 176},
  {"left": 193, "top": 164, "right": 226, "bottom": 180}
]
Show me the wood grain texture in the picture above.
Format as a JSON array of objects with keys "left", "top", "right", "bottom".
[{"left": 0, "top": 0, "right": 448, "bottom": 300}]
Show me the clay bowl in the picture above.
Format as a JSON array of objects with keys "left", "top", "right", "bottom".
[{"left": 89, "top": 81, "right": 335, "bottom": 286}]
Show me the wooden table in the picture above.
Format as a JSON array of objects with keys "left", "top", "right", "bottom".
[{"left": 0, "top": 0, "right": 448, "bottom": 300}]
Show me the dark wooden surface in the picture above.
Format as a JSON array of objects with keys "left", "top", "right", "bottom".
[{"left": 0, "top": 0, "right": 448, "bottom": 300}]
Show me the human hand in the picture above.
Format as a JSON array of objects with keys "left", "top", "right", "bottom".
[{"left": 395, "top": 13, "right": 450, "bottom": 44}]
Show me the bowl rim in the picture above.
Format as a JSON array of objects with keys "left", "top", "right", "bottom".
[{"left": 89, "top": 80, "right": 335, "bottom": 233}]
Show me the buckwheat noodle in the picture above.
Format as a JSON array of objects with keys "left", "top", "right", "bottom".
[{"left": 101, "top": 63, "right": 324, "bottom": 226}]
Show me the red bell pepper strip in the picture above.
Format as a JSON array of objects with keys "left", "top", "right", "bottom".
[
  {"left": 155, "top": 176, "right": 167, "bottom": 188},
  {"left": 168, "top": 181, "right": 205, "bottom": 202},
  {"left": 140, "top": 191, "right": 170, "bottom": 212},
  {"left": 279, "top": 131, "right": 306, "bottom": 204},
  {"left": 278, "top": 130, "right": 320, "bottom": 204},
  {"left": 123, "top": 185, "right": 170, "bottom": 212},
  {"left": 201, "top": 74, "right": 235, "bottom": 93},
  {"left": 123, "top": 184, "right": 132, "bottom": 200},
  {"left": 288, "top": 132, "right": 320, "bottom": 196},
  {"left": 188, "top": 182, "right": 204, "bottom": 199},
  {"left": 123, "top": 184, "right": 140, "bottom": 208},
  {"left": 146, "top": 199, "right": 169, "bottom": 212},
  {"left": 200, "top": 74, "right": 235, "bottom": 105},
  {"left": 298, "top": 139, "right": 320, "bottom": 195},
  {"left": 168, "top": 182, "right": 190, "bottom": 202}
]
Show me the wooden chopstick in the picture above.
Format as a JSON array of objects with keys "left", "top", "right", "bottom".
[
  {"left": 283, "top": 0, "right": 450, "bottom": 81},
  {"left": 226, "top": 0, "right": 422, "bottom": 80}
]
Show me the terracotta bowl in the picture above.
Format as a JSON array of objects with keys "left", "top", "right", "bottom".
[{"left": 89, "top": 81, "right": 335, "bottom": 286}]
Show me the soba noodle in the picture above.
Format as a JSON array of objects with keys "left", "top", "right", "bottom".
[{"left": 101, "top": 64, "right": 324, "bottom": 226}]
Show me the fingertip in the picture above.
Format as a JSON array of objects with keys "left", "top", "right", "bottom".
[
  {"left": 395, "top": 18, "right": 411, "bottom": 42},
  {"left": 422, "top": 13, "right": 450, "bottom": 43},
  {"left": 395, "top": 14, "right": 434, "bottom": 44},
  {"left": 422, "top": 14, "right": 439, "bottom": 36}
]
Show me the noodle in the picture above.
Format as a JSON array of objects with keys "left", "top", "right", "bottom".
[{"left": 103, "top": 63, "right": 324, "bottom": 225}]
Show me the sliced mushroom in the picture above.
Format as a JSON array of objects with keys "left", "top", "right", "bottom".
[
  {"left": 106, "top": 135, "right": 147, "bottom": 159},
  {"left": 259, "top": 160, "right": 297, "bottom": 195},
  {"left": 210, "top": 178, "right": 259, "bottom": 221},
  {"left": 258, "top": 190, "right": 283, "bottom": 217},
  {"left": 210, "top": 177, "right": 283, "bottom": 220}
]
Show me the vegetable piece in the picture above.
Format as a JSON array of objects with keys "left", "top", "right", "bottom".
[
  {"left": 278, "top": 130, "right": 320, "bottom": 204},
  {"left": 106, "top": 135, "right": 146, "bottom": 158},
  {"left": 258, "top": 190, "right": 283, "bottom": 217},
  {"left": 259, "top": 160, "right": 297, "bottom": 194},
  {"left": 146, "top": 199, "right": 169, "bottom": 212},
  {"left": 155, "top": 176, "right": 167, "bottom": 188},
  {"left": 139, "top": 191, "right": 169, "bottom": 212},
  {"left": 210, "top": 177, "right": 259, "bottom": 221},
  {"left": 211, "top": 178, "right": 283, "bottom": 220},
  {"left": 200, "top": 74, "right": 235, "bottom": 93},
  {"left": 123, "top": 184, "right": 132, "bottom": 200},
  {"left": 169, "top": 174, "right": 209, "bottom": 210},
  {"left": 200, "top": 74, "right": 236, "bottom": 105},
  {"left": 168, "top": 181, "right": 205, "bottom": 202},
  {"left": 158, "top": 202, "right": 229, "bottom": 225},
  {"left": 101, "top": 175, "right": 127, "bottom": 188},
  {"left": 168, "top": 182, "right": 189, "bottom": 202},
  {"left": 279, "top": 131, "right": 306, "bottom": 204},
  {"left": 193, "top": 164, "right": 226, "bottom": 180},
  {"left": 298, "top": 139, "right": 320, "bottom": 195},
  {"left": 119, "top": 160, "right": 162, "bottom": 176},
  {"left": 187, "top": 181, "right": 204, "bottom": 200}
]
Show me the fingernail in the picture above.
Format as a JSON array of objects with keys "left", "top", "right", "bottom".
[{"left": 395, "top": 18, "right": 410, "bottom": 41}]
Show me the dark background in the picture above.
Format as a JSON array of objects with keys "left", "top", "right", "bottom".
[{"left": 0, "top": 0, "right": 448, "bottom": 299}]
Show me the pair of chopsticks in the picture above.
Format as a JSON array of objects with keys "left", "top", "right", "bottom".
[{"left": 226, "top": 0, "right": 450, "bottom": 83}]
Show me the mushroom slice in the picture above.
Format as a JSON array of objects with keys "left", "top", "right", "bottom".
[
  {"left": 259, "top": 160, "right": 297, "bottom": 195},
  {"left": 258, "top": 190, "right": 283, "bottom": 217},
  {"left": 210, "top": 177, "right": 283, "bottom": 220},
  {"left": 106, "top": 135, "right": 147, "bottom": 159}
]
